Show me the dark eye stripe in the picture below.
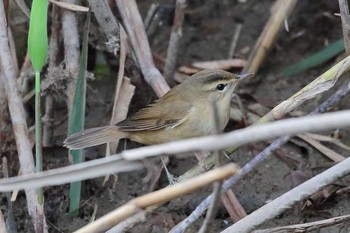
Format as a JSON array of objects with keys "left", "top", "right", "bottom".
[{"left": 203, "top": 74, "right": 231, "bottom": 84}]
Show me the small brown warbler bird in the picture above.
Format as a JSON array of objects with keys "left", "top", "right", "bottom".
[{"left": 64, "top": 69, "right": 253, "bottom": 149}]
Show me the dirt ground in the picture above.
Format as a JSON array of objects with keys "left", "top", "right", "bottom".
[{"left": 2, "top": 0, "right": 350, "bottom": 232}]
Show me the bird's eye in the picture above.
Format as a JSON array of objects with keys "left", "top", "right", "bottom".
[{"left": 216, "top": 83, "right": 227, "bottom": 91}]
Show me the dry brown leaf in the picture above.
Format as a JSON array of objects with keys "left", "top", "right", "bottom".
[
  {"left": 107, "top": 77, "right": 135, "bottom": 154},
  {"left": 303, "top": 184, "right": 343, "bottom": 210}
]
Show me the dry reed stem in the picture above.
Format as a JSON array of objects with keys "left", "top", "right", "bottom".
[
  {"left": 88, "top": 0, "right": 120, "bottom": 54},
  {"left": 61, "top": 0, "right": 80, "bottom": 114},
  {"left": 0, "top": 158, "right": 143, "bottom": 192},
  {"left": 0, "top": 0, "right": 42, "bottom": 229},
  {"left": 243, "top": 0, "right": 298, "bottom": 73},
  {"left": 116, "top": 0, "right": 170, "bottom": 97},
  {"left": 228, "top": 23, "right": 242, "bottom": 59},
  {"left": 75, "top": 163, "right": 239, "bottom": 233},
  {"left": 44, "top": 5, "right": 60, "bottom": 147},
  {"left": 222, "top": 157, "right": 350, "bottom": 232},
  {"left": 163, "top": 0, "right": 187, "bottom": 84},
  {"left": 107, "top": 26, "right": 133, "bottom": 155},
  {"left": 49, "top": 0, "right": 89, "bottom": 12},
  {"left": 221, "top": 191, "right": 247, "bottom": 221},
  {"left": 253, "top": 213, "right": 350, "bottom": 232}
]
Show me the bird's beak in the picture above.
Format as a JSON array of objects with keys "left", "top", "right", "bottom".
[{"left": 236, "top": 72, "right": 254, "bottom": 80}]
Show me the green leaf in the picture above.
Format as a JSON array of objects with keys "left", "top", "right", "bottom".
[
  {"left": 283, "top": 38, "right": 345, "bottom": 77},
  {"left": 28, "top": 0, "right": 48, "bottom": 73},
  {"left": 67, "top": 10, "right": 91, "bottom": 217}
]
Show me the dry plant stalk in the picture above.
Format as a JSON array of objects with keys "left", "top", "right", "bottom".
[
  {"left": 0, "top": 0, "right": 42, "bottom": 229},
  {"left": 75, "top": 163, "right": 240, "bottom": 233},
  {"left": 116, "top": 0, "right": 170, "bottom": 97},
  {"left": 243, "top": 0, "right": 298, "bottom": 73},
  {"left": 43, "top": 5, "right": 60, "bottom": 147},
  {"left": 0, "top": 157, "right": 144, "bottom": 192},
  {"left": 49, "top": 0, "right": 89, "bottom": 12},
  {"left": 0, "top": 77, "right": 11, "bottom": 145},
  {"left": 61, "top": 0, "right": 80, "bottom": 114},
  {"left": 163, "top": 0, "right": 187, "bottom": 84},
  {"left": 88, "top": 0, "right": 120, "bottom": 54},
  {"left": 221, "top": 191, "right": 247, "bottom": 221},
  {"left": 253, "top": 213, "right": 350, "bottom": 233},
  {"left": 107, "top": 26, "right": 134, "bottom": 155}
]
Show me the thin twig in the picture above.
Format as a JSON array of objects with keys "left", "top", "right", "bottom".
[
  {"left": 198, "top": 181, "right": 222, "bottom": 233},
  {"left": 106, "top": 212, "right": 146, "bottom": 233},
  {"left": 228, "top": 23, "right": 242, "bottom": 59},
  {"left": 0, "top": 158, "right": 144, "bottom": 192},
  {"left": 163, "top": 0, "right": 187, "bottom": 85}
]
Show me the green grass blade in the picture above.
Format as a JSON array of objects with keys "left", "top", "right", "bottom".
[
  {"left": 28, "top": 0, "right": 48, "bottom": 207},
  {"left": 28, "top": 0, "right": 48, "bottom": 73},
  {"left": 67, "top": 10, "right": 91, "bottom": 217},
  {"left": 283, "top": 38, "right": 344, "bottom": 77}
]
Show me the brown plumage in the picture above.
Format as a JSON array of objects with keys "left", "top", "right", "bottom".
[{"left": 64, "top": 69, "right": 253, "bottom": 149}]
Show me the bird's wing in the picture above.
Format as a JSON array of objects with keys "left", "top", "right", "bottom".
[{"left": 116, "top": 96, "right": 193, "bottom": 132}]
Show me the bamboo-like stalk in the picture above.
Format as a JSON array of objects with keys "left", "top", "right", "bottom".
[
  {"left": 75, "top": 164, "right": 239, "bottom": 233},
  {"left": 243, "top": 0, "right": 298, "bottom": 73}
]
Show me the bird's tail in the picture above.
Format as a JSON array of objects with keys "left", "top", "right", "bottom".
[{"left": 64, "top": 125, "right": 127, "bottom": 150}]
